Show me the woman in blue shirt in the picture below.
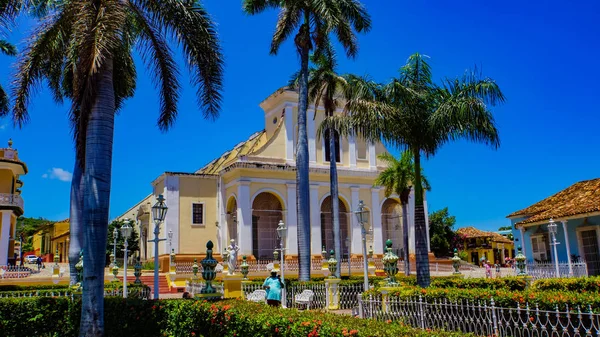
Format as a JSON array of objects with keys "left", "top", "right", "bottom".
[{"left": 263, "top": 271, "right": 284, "bottom": 307}]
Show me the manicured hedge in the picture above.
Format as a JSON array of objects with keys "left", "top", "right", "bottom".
[
  {"left": 531, "top": 276, "right": 600, "bottom": 292},
  {"left": 0, "top": 297, "right": 472, "bottom": 337},
  {"left": 366, "top": 285, "right": 600, "bottom": 312}
]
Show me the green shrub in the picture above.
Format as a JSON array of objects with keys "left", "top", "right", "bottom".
[
  {"left": 531, "top": 276, "right": 600, "bottom": 292},
  {"left": 365, "top": 285, "right": 600, "bottom": 312},
  {"left": 0, "top": 297, "right": 473, "bottom": 337}
]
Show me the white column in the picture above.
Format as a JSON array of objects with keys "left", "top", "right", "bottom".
[
  {"left": 368, "top": 142, "right": 377, "bottom": 169},
  {"left": 370, "top": 188, "right": 383, "bottom": 254},
  {"left": 284, "top": 105, "right": 294, "bottom": 162},
  {"left": 562, "top": 220, "right": 573, "bottom": 276},
  {"left": 310, "top": 184, "right": 321, "bottom": 255},
  {"left": 0, "top": 211, "right": 10, "bottom": 265},
  {"left": 218, "top": 176, "right": 226, "bottom": 253},
  {"left": 350, "top": 187, "right": 362, "bottom": 254},
  {"left": 308, "top": 109, "right": 317, "bottom": 163},
  {"left": 237, "top": 181, "right": 252, "bottom": 256},
  {"left": 349, "top": 135, "right": 357, "bottom": 168},
  {"left": 407, "top": 189, "right": 415, "bottom": 255},
  {"left": 286, "top": 183, "right": 298, "bottom": 255},
  {"left": 164, "top": 175, "right": 180, "bottom": 254}
]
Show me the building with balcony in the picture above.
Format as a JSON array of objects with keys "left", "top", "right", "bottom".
[
  {"left": 0, "top": 139, "right": 28, "bottom": 266},
  {"left": 118, "top": 87, "right": 433, "bottom": 267},
  {"left": 456, "top": 226, "right": 514, "bottom": 266}
]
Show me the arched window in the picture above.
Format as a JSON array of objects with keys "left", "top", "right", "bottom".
[{"left": 324, "top": 129, "right": 341, "bottom": 163}]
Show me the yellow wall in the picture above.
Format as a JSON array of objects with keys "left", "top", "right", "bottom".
[
  {"left": 0, "top": 169, "right": 13, "bottom": 194},
  {"left": 178, "top": 176, "right": 218, "bottom": 254}
]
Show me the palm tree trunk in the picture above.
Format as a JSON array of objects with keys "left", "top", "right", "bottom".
[
  {"left": 79, "top": 58, "right": 115, "bottom": 337},
  {"left": 329, "top": 126, "right": 341, "bottom": 278},
  {"left": 296, "top": 11, "right": 312, "bottom": 282},
  {"left": 68, "top": 158, "right": 83, "bottom": 285},
  {"left": 413, "top": 151, "right": 430, "bottom": 287},
  {"left": 401, "top": 201, "right": 410, "bottom": 276}
]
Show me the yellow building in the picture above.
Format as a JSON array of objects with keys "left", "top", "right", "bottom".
[
  {"left": 456, "top": 226, "right": 514, "bottom": 266},
  {"left": 0, "top": 139, "right": 27, "bottom": 266},
  {"left": 120, "top": 88, "right": 433, "bottom": 264},
  {"left": 31, "top": 219, "right": 70, "bottom": 263}
]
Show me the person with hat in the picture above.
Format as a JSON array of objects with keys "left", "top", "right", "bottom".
[{"left": 263, "top": 271, "right": 284, "bottom": 307}]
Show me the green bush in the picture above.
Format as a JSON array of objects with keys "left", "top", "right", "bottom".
[
  {"left": 365, "top": 285, "right": 600, "bottom": 312},
  {"left": 531, "top": 276, "right": 600, "bottom": 292},
  {"left": 0, "top": 297, "right": 473, "bottom": 337}
]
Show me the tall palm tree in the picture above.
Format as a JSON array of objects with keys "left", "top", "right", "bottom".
[
  {"left": 323, "top": 53, "right": 505, "bottom": 287},
  {"left": 9, "top": 1, "right": 223, "bottom": 335},
  {"left": 375, "top": 151, "right": 430, "bottom": 276},
  {"left": 292, "top": 45, "right": 347, "bottom": 277},
  {"left": 243, "top": 0, "right": 371, "bottom": 281}
]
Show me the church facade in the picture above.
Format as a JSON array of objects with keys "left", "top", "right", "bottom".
[{"left": 118, "top": 88, "right": 431, "bottom": 262}]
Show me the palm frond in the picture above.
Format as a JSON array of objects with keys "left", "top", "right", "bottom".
[
  {"left": 0, "top": 84, "right": 8, "bottom": 114},
  {"left": 242, "top": 0, "right": 281, "bottom": 15},
  {"left": 0, "top": 39, "right": 16, "bottom": 55},
  {"left": 129, "top": 1, "right": 179, "bottom": 130},
  {"left": 139, "top": 0, "right": 224, "bottom": 120},
  {"left": 336, "top": 0, "right": 371, "bottom": 33},
  {"left": 271, "top": 6, "right": 301, "bottom": 55},
  {"left": 442, "top": 68, "right": 506, "bottom": 106}
]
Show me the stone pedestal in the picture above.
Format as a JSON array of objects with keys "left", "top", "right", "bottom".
[
  {"left": 368, "top": 259, "right": 376, "bottom": 276},
  {"left": 223, "top": 274, "right": 243, "bottom": 299},
  {"left": 325, "top": 278, "right": 341, "bottom": 310},
  {"left": 379, "top": 286, "right": 402, "bottom": 313}
]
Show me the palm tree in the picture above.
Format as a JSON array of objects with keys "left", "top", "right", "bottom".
[
  {"left": 374, "top": 151, "right": 430, "bottom": 276},
  {"left": 323, "top": 53, "right": 505, "bottom": 287},
  {"left": 243, "top": 0, "right": 371, "bottom": 281},
  {"left": 292, "top": 45, "right": 348, "bottom": 278},
  {"left": 9, "top": 1, "right": 224, "bottom": 335}
]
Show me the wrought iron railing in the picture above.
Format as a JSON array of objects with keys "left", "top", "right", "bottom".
[
  {"left": 525, "top": 261, "right": 588, "bottom": 279},
  {"left": 359, "top": 294, "right": 600, "bottom": 337},
  {"left": 0, "top": 265, "right": 32, "bottom": 278},
  {"left": 0, "top": 193, "right": 23, "bottom": 209}
]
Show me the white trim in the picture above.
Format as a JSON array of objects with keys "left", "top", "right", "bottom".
[
  {"left": 368, "top": 142, "right": 376, "bottom": 169},
  {"left": 575, "top": 225, "right": 600, "bottom": 263},
  {"left": 318, "top": 192, "right": 351, "bottom": 211},
  {"left": 225, "top": 177, "right": 374, "bottom": 190},
  {"left": 250, "top": 188, "right": 287, "bottom": 210},
  {"left": 264, "top": 101, "right": 294, "bottom": 119},
  {"left": 225, "top": 194, "right": 238, "bottom": 212},
  {"left": 190, "top": 202, "right": 206, "bottom": 227},
  {"left": 310, "top": 184, "right": 321, "bottom": 255},
  {"left": 562, "top": 220, "right": 573, "bottom": 275},
  {"left": 349, "top": 135, "right": 357, "bottom": 168},
  {"left": 379, "top": 195, "right": 401, "bottom": 210},
  {"left": 284, "top": 105, "right": 294, "bottom": 162},
  {"left": 164, "top": 175, "right": 180, "bottom": 254},
  {"left": 308, "top": 109, "right": 317, "bottom": 163}
]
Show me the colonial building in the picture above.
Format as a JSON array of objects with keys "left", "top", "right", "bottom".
[
  {"left": 120, "top": 88, "right": 432, "bottom": 262},
  {"left": 0, "top": 139, "right": 27, "bottom": 266},
  {"left": 456, "top": 226, "right": 514, "bottom": 266},
  {"left": 508, "top": 178, "right": 600, "bottom": 276},
  {"left": 31, "top": 219, "right": 70, "bottom": 263}
]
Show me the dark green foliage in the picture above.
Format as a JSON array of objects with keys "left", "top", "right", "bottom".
[
  {"left": 106, "top": 219, "right": 140, "bottom": 261},
  {"left": 428, "top": 207, "right": 458, "bottom": 257}
]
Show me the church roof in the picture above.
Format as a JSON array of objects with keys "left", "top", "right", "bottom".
[
  {"left": 507, "top": 178, "right": 600, "bottom": 225},
  {"left": 195, "top": 130, "right": 268, "bottom": 175}
]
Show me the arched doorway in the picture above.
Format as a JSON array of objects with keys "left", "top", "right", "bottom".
[
  {"left": 226, "top": 197, "right": 238, "bottom": 243},
  {"left": 320, "top": 196, "right": 350, "bottom": 258},
  {"left": 381, "top": 199, "right": 403, "bottom": 256},
  {"left": 252, "top": 192, "right": 284, "bottom": 259}
]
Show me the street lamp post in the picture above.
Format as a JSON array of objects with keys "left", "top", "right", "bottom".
[
  {"left": 276, "top": 220, "right": 287, "bottom": 308},
  {"left": 354, "top": 200, "right": 370, "bottom": 292},
  {"left": 112, "top": 228, "right": 118, "bottom": 264},
  {"left": 548, "top": 218, "right": 561, "bottom": 277},
  {"left": 168, "top": 229, "right": 173, "bottom": 253},
  {"left": 121, "top": 219, "right": 133, "bottom": 298},
  {"left": 150, "top": 195, "right": 168, "bottom": 300},
  {"left": 18, "top": 220, "right": 23, "bottom": 267}
]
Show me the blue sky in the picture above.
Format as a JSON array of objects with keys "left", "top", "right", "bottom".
[{"left": 0, "top": 1, "right": 598, "bottom": 230}]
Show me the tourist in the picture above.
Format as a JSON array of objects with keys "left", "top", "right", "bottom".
[
  {"left": 263, "top": 271, "right": 284, "bottom": 307},
  {"left": 484, "top": 261, "right": 492, "bottom": 278},
  {"left": 36, "top": 256, "right": 42, "bottom": 271},
  {"left": 495, "top": 260, "right": 501, "bottom": 277}
]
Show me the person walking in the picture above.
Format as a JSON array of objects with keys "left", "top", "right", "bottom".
[
  {"left": 263, "top": 271, "right": 284, "bottom": 307},
  {"left": 36, "top": 256, "right": 42, "bottom": 272}
]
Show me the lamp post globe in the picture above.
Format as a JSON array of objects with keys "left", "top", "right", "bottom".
[
  {"left": 276, "top": 220, "right": 287, "bottom": 308},
  {"left": 548, "top": 218, "right": 560, "bottom": 277},
  {"left": 150, "top": 195, "right": 168, "bottom": 299}
]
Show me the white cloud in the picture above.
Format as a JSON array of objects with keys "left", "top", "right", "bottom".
[
  {"left": 42, "top": 168, "right": 73, "bottom": 182},
  {"left": 0, "top": 124, "right": 6, "bottom": 130}
]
